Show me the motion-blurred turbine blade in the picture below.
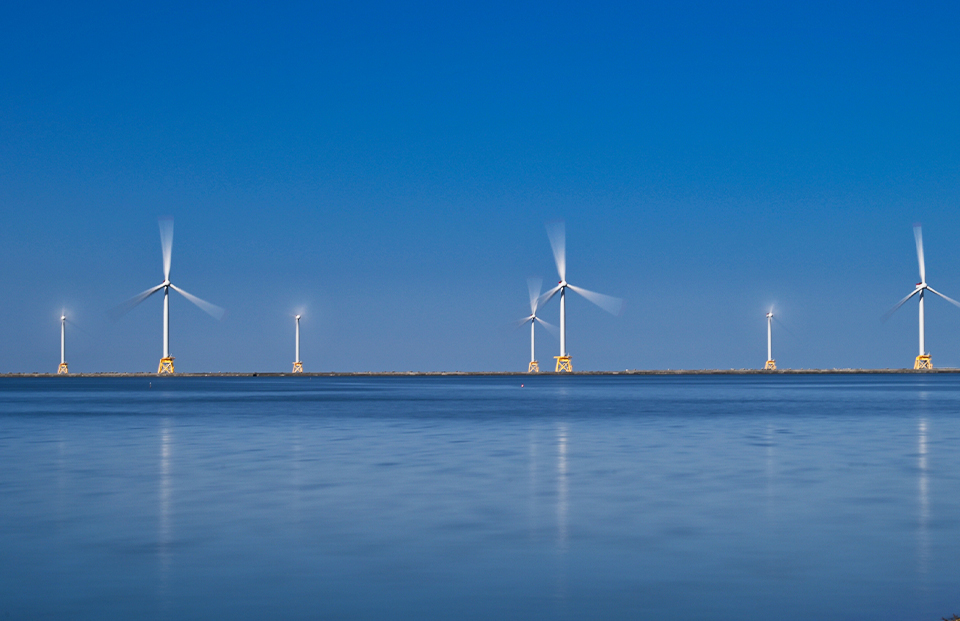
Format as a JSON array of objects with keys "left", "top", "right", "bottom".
[
  {"left": 772, "top": 315, "right": 799, "bottom": 340},
  {"left": 64, "top": 317, "right": 92, "bottom": 336},
  {"left": 527, "top": 277, "right": 543, "bottom": 314},
  {"left": 169, "top": 284, "right": 225, "bottom": 320},
  {"left": 913, "top": 224, "right": 925, "bottom": 284},
  {"left": 535, "top": 316, "right": 561, "bottom": 340},
  {"left": 537, "top": 284, "right": 562, "bottom": 308},
  {"left": 545, "top": 220, "right": 566, "bottom": 282},
  {"left": 882, "top": 288, "right": 921, "bottom": 323},
  {"left": 159, "top": 217, "right": 174, "bottom": 281},
  {"left": 567, "top": 283, "right": 624, "bottom": 316},
  {"left": 109, "top": 284, "right": 164, "bottom": 320},
  {"left": 926, "top": 286, "right": 960, "bottom": 310},
  {"left": 516, "top": 315, "right": 535, "bottom": 328}
]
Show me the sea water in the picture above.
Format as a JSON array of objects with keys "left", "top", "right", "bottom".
[{"left": 0, "top": 375, "right": 958, "bottom": 620}]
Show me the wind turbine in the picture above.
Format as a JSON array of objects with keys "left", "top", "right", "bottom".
[
  {"left": 58, "top": 312, "right": 68, "bottom": 374},
  {"left": 764, "top": 308, "right": 776, "bottom": 370},
  {"left": 517, "top": 278, "right": 557, "bottom": 373},
  {"left": 112, "top": 217, "right": 225, "bottom": 374},
  {"left": 292, "top": 314, "right": 303, "bottom": 373},
  {"left": 538, "top": 221, "right": 623, "bottom": 372},
  {"left": 884, "top": 224, "right": 960, "bottom": 369}
]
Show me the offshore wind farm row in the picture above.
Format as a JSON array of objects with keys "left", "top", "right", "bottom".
[{"left": 44, "top": 219, "right": 957, "bottom": 376}]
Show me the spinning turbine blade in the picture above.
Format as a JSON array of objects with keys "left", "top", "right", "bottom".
[
  {"left": 914, "top": 224, "right": 925, "bottom": 283},
  {"left": 159, "top": 217, "right": 174, "bottom": 281},
  {"left": 926, "top": 286, "right": 960, "bottom": 310},
  {"left": 169, "top": 284, "right": 225, "bottom": 320},
  {"left": 516, "top": 315, "right": 535, "bottom": 328},
  {"left": 109, "top": 284, "right": 164, "bottom": 320},
  {"left": 567, "top": 284, "right": 624, "bottom": 316},
  {"left": 537, "top": 283, "right": 562, "bottom": 308},
  {"left": 527, "top": 278, "right": 543, "bottom": 314},
  {"left": 772, "top": 315, "right": 799, "bottom": 340},
  {"left": 882, "top": 288, "right": 921, "bottom": 322},
  {"left": 546, "top": 220, "right": 566, "bottom": 281},
  {"left": 535, "top": 316, "right": 561, "bottom": 339}
]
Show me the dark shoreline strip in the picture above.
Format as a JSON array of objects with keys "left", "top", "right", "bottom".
[{"left": 3, "top": 369, "right": 960, "bottom": 378}]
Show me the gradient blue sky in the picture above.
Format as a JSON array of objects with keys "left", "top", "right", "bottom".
[{"left": 2, "top": 0, "right": 960, "bottom": 372}]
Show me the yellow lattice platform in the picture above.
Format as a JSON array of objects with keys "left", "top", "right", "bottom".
[
  {"left": 292, "top": 361, "right": 303, "bottom": 373},
  {"left": 57, "top": 362, "right": 69, "bottom": 375},
  {"left": 764, "top": 359, "right": 776, "bottom": 370},
  {"left": 915, "top": 355, "right": 932, "bottom": 370},
  {"left": 158, "top": 357, "right": 175, "bottom": 375},
  {"left": 528, "top": 360, "right": 539, "bottom": 373},
  {"left": 555, "top": 356, "right": 572, "bottom": 372}
]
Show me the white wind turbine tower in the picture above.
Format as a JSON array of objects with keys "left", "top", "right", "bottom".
[
  {"left": 517, "top": 278, "right": 558, "bottom": 373},
  {"left": 58, "top": 312, "right": 69, "bottom": 374},
  {"left": 538, "top": 221, "right": 623, "bottom": 372},
  {"left": 292, "top": 314, "right": 303, "bottom": 373},
  {"left": 112, "top": 217, "right": 225, "bottom": 374},
  {"left": 764, "top": 308, "right": 776, "bottom": 370},
  {"left": 884, "top": 224, "right": 960, "bottom": 369}
]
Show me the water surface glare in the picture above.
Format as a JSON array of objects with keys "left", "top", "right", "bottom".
[{"left": 1, "top": 375, "right": 959, "bottom": 619}]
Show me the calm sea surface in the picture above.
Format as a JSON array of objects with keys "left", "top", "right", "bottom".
[{"left": 1, "top": 375, "right": 958, "bottom": 620}]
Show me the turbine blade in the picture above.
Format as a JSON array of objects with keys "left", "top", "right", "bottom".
[
  {"left": 537, "top": 284, "right": 562, "bottom": 308},
  {"left": 926, "top": 286, "right": 960, "bottom": 311},
  {"left": 771, "top": 315, "right": 798, "bottom": 340},
  {"left": 109, "top": 284, "right": 164, "bottom": 320},
  {"left": 527, "top": 277, "right": 543, "bottom": 314},
  {"left": 64, "top": 317, "right": 92, "bottom": 336},
  {"left": 535, "top": 316, "right": 561, "bottom": 340},
  {"left": 914, "top": 224, "right": 925, "bottom": 284},
  {"left": 159, "top": 217, "right": 174, "bottom": 281},
  {"left": 545, "top": 220, "right": 566, "bottom": 282},
  {"left": 882, "top": 288, "right": 921, "bottom": 323},
  {"left": 567, "top": 283, "right": 624, "bottom": 316},
  {"left": 169, "top": 284, "right": 225, "bottom": 320},
  {"left": 516, "top": 315, "right": 535, "bottom": 328}
]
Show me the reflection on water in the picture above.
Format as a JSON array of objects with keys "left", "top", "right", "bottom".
[
  {"left": 159, "top": 419, "right": 172, "bottom": 612},
  {"left": 918, "top": 417, "right": 929, "bottom": 577},
  {"left": 556, "top": 423, "right": 568, "bottom": 549},
  {"left": 527, "top": 429, "right": 537, "bottom": 537},
  {"left": 1, "top": 375, "right": 959, "bottom": 621}
]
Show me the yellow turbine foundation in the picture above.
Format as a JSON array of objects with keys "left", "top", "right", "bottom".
[
  {"left": 292, "top": 361, "right": 303, "bottom": 373},
  {"left": 528, "top": 360, "right": 539, "bottom": 373},
  {"left": 555, "top": 356, "right": 572, "bottom": 372},
  {"left": 57, "top": 362, "right": 69, "bottom": 374},
  {"left": 158, "top": 357, "right": 175, "bottom": 375},
  {"left": 764, "top": 359, "right": 776, "bottom": 370},
  {"left": 915, "top": 355, "right": 932, "bottom": 370}
]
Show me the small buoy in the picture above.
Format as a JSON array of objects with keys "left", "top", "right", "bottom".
[{"left": 521, "top": 384, "right": 524, "bottom": 387}]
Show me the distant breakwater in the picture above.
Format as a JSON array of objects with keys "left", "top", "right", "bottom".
[{"left": 3, "top": 369, "right": 960, "bottom": 378}]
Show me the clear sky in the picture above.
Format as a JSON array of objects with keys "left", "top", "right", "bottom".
[{"left": 2, "top": 0, "right": 960, "bottom": 372}]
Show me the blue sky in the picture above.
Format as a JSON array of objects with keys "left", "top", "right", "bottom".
[{"left": 2, "top": 0, "right": 960, "bottom": 372}]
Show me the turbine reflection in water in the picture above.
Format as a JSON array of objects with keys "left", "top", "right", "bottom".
[
  {"left": 159, "top": 421, "right": 172, "bottom": 611},
  {"left": 918, "top": 417, "right": 929, "bottom": 578},
  {"left": 554, "top": 422, "right": 569, "bottom": 610},
  {"left": 528, "top": 429, "right": 538, "bottom": 538},
  {"left": 556, "top": 423, "right": 568, "bottom": 549}
]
